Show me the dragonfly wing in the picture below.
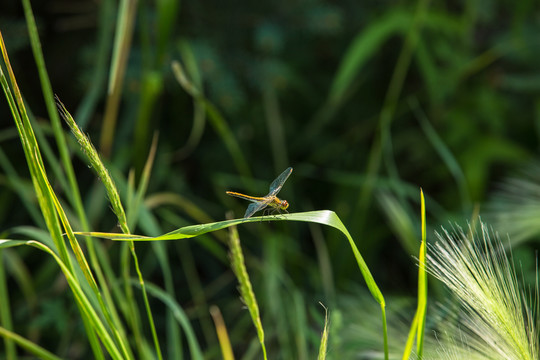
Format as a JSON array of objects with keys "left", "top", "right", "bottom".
[
  {"left": 268, "top": 167, "right": 293, "bottom": 196},
  {"left": 244, "top": 201, "right": 269, "bottom": 218}
]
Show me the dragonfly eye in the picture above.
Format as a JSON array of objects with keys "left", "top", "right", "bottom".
[{"left": 281, "top": 200, "right": 289, "bottom": 210}]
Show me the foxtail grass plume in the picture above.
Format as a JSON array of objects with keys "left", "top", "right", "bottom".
[{"left": 427, "top": 222, "right": 539, "bottom": 360}]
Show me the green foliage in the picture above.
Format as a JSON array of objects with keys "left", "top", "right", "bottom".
[{"left": 1, "top": 0, "right": 540, "bottom": 359}]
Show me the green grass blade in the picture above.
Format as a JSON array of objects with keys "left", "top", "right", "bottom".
[
  {"left": 0, "top": 249, "right": 16, "bottom": 359},
  {"left": 401, "top": 189, "right": 428, "bottom": 359},
  {"left": 171, "top": 61, "right": 252, "bottom": 181},
  {"left": 416, "top": 189, "right": 428, "bottom": 356},
  {"left": 101, "top": 0, "right": 138, "bottom": 156},
  {"left": 141, "top": 281, "right": 205, "bottom": 360},
  {"left": 356, "top": 0, "right": 429, "bottom": 238},
  {"left": 209, "top": 306, "right": 235, "bottom": 360},
  {"left": 0, "top": 326, "right": 62, "bottom": 360}
]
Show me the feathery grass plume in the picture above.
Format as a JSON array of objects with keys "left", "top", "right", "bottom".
[
  {"left": 486, "top": 162, "right": 540, "bottom": 246},
  {"left": 427, "top": 222, "right": 539, "bottom": 360}
]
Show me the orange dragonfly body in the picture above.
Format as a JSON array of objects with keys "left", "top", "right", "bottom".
[{"left": 226, "top": 167, "right": 293, "bottom": 218}]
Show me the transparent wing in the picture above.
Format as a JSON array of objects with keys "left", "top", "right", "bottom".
[
  {"left": 268, "top": 167, "right": 293, "bottom": 196},
  {"left": 244, "top": 201, "right": 270, "bottom": 218}
]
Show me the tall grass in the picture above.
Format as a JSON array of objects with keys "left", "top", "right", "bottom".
[{"left": 1, "top": 0, "right": 539, "bottom": 359}]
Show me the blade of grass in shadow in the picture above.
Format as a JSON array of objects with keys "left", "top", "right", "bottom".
[
  {"left": 410, "top": 97, "right": 470, "bottom": 211},
  {"left": 171, "top": 60, "right": 252, "bottom": 182},
  {"left": 305, "top": 10, "right": 413, "bottom": 140},
  {"left": 175, "top": 40, "right": 206, "bottom": 159},
  {"left": 263, "top": 86, "right": 289, "bottom": 172},
  {"left": 228, "top": 221, "right": 267, "bottom": 360},
  {"left": 77, "top": 209, "right": 389, "bottom": 359},
  {"left": 101, "top": 0, "right": 137, "bottom": 157},
  {"left": 0, "top": 326, "right": 62, "bottom": 360},
  {"left": 75, "top": 0, "right": 115, "bottom": 128},
  {"left": 356, "top": 0, "right": 430, "bottom": 236},
  {"left": 137, "top": 281, "right": 204, "bottom": 360},
  {"left": 56, "top": 97, "right": 162, "bottom": 360},
  {"left": 317, "top": 303, "right": 329, "bottom": 360},
  {"left": 210, "top": 306, "right": 235, "bottom": 360},
  {"left": 0, "top": 249, "right": 16, "bottom": 359}
]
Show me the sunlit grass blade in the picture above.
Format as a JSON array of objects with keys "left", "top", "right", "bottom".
[
  {"left": 35, "top": 152, "right": 133, "bottom": 359},
  {"left": 76, "top": 209, "right": 389, "bottom": 358},
  {"left": 401, "top": 189, "right": 428, "bottom": 360},
  {"left": 416, "top": 189, "right": 427, "bottom": 356},
  {"left": 210, "top": 306, "right": 235, "bottom": 360},
  {"left": 427, "top": 222, "right": 539, "bottom": 360},
  {"left": 0, "top": 239, "right": 124, "bottom": 359},
  {"left": 227, "top": 222, "right": 266, "bottom": 360}
]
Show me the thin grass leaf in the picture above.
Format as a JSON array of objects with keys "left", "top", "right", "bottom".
[
  {"left": 140, "top": 281, "right": 204, "bottom": 360},
  {"left": 411, "top": 98, "right": 470, "bottom": 211},
  {"left": 356, "top": 0, "right": 430, "bottom": 245},
  {"left": 101, "top": 0, "right": 137, "bottom": 156},
  {"left": 0, "top": 326, "right": 62, "bottom": 360},
  {"left": 0, "top": 249, "right": 16, "bottom": 359},
  {"left": 175, "top": 41, "right": 206, "bottom": 159},
  {"left": 210, "top": 306, "right": 235, "bottom": 360},
  {"left": 415, "top": 189, "right": 428, "bottom": 356},
  {"left": 171, "top": 60, "right": 252, "bottom": 181}
]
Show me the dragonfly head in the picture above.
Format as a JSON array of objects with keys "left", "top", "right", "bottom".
[{"left": 281, "top": 200, "right": 289, "bottom": 210}]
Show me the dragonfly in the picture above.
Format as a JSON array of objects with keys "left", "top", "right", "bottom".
[{"left": 226, "top": 167, "right": 293, "bottom": 218}]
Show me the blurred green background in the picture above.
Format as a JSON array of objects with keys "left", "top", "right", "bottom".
[{"left": 1, "top": 0, "right": 540, "bottom": 358}]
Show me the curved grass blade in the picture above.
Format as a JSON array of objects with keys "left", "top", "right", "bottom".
[
  {"left": 76, "top": 209, "right": 389, "bottom": 358},
  {"left": 139, "top": 281, "right": 204, "bottom": 360}
]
